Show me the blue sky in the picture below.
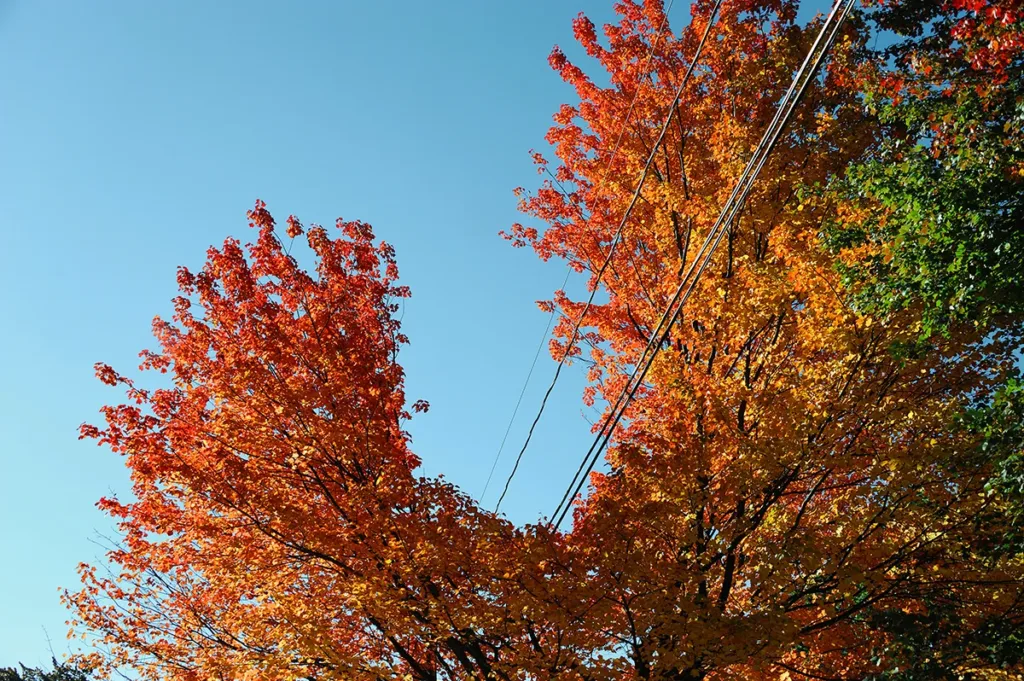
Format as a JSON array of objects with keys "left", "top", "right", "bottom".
[{"left": 0, "top": 0, "right": 832, "bottom": 667}]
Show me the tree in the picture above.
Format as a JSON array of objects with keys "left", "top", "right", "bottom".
[
  {"left": 66, "top": 205, "right": 570, "bottom": 680},
  {"left": 823, "top": 0, "right": 1024, "bottom": 336},
  {"left": 68, "top": 2, "right": 1024, "bottom": 680},
  {"left": 1, "top": 660, "right": 91, "bottom": 681}
]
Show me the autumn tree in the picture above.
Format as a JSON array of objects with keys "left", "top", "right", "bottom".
[
  {"left": 66, "top": 206, "right": 601, "bottom": 680},
  {"left": 69, "top": 1, "right": 1024, "bottom": 680}
]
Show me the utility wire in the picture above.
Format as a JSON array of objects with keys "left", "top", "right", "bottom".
[
  {"left": 495, "top": 0, "right": 724, "bottom": 513},
  {"left": 483, "top": 0, "right": 678, "bottom": 508},
  {"left": 479, "top": 271, "right": 569, "bottom": 502},
  {"left": 551, "top": 0, "right": 856, "bottom": 529}
]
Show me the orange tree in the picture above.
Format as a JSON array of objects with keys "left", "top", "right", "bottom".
[
  {"left": 66, "top": 206, "right": 581, "bottom": 680},
  {"left": 68, "top": 1, "right": 1024, "bottom": 679}
]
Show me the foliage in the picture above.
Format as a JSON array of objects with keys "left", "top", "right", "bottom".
[
  {"left": 65, "top": 204, "right": 566, "bottom": 680},
  {"left": 958, "top": 379, "right": 1024, "bottom": 556},
  {"left": 815, "top": 1, "right": 1024, "bottom": 672},
  {"left": 823, "top": 0, "right": 1024, "bottom": 336},
  {"left": 861, "top": 604, "right": 1024, "bottom": 680},
  {"left": 0, "top": 661, "right": 91, "bottom": 681}
]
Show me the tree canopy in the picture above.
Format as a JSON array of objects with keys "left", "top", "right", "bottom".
[{"left": 1, "top": 660, "right": 92, "bottom": 681}]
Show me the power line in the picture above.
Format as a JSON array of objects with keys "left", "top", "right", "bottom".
[
  {"left": 550, "top": 0, "right": 857, "bottom": 529},
  {"left": 494, "top": 0, "right": 725, "bottom": 513},
  {"left": 483, "top": 0, "right": 678, "bottom": 508},
  {"left": 479, "top": 270, "right": 569, "bottom": 503}
]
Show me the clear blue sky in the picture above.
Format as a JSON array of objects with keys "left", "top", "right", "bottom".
[{"left": 0, "top": 0, "right": 831, "bottom": 667}]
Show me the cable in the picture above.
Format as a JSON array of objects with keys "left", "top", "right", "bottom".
[
  {"left": 550, "top": 0, "right": 856, "bottom": 529},
  {"left": 495, "top": 0, "right": 725, "bottom": 513},
  {"left": 480, "top": 270, "right": 569, "bottom": 502},
  {"left": 482, "top": 0, "right": 678, "bottom": 508}
]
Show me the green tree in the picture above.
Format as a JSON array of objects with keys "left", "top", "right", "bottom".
[
  {"left": 823, "top": 0, "right": 1024, "bottom": 337},
  {"left": 0, "top": 661, "right": 91, "bottom": 681}
]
